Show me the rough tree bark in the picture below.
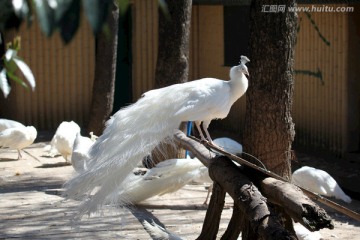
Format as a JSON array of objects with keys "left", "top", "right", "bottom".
[
  {"left": 86, "top": 2, "right": 119, "bottom": 135},
  {"left": 154, "top": 0, "right": 192, "bottom": 88},
  {"left": 242, "top": 0, "right": 297, "bottom": 238},
  {"left": 150, "top": 0, "right": 192, "bottom": 166}
]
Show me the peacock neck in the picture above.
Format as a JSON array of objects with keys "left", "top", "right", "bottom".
[{"left": 228, "top": 73, "right": 248, "bottom": 103}]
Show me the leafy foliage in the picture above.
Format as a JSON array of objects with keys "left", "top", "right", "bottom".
[
  {"left": 0, "top": 0, "right": 114, "bottom": 98},
  {"left": 5, "top": 0, "right": 113, "bottom": 43},
  {"left": 0, "top": 0, "right": 167, "bottom": 98},
  {"left": 0, "top": 36, "right": 35, "bottom": 98}
]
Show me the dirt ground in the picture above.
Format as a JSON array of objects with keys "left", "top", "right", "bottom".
[{"left": 0, "top": 139, "right": 359, "bottom": 239}]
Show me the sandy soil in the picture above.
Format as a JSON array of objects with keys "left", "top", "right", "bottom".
[{"left": 0, "top": 141, "right": 359, "bottom": 239}]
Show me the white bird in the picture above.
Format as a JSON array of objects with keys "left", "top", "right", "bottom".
[
  {"left": 292, "top": 166, "right": 351, "bottom": 203},
  {"left": 213, "top": 137, "right": 243, "bottom": 156},
  {"left": 64, "top": 56, "right": 249, "bottom": 218},
  {"left": 71, "top": 133, "right": 96, "bottom": 173},
  {"left": 0, "top": 118, "right": 25, "bottom": 132},
  {"left": 293, "top": 222, "right": 322, "bottom": 240},
  {"left": 189, "top": 137, "right": 243, "bottom": 159},
  {"left": 47, "top": 121, "right": 81, "bottom": 162},
  {"left": 0, "top": 126, "right": 37, "bottom": 159},
  {"left": 119, "top": 137, "right": 243, "bottom": 205},
  {"left": 117, "top": 157, "right": 211, "bottom": 205}
]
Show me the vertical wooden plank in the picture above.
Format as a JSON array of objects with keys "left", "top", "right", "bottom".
[
  {"left": 132, "top": 0, "right": 158, "bottom": 100},
  {"left": 341, "top": 10, "right": 349, "bottom": 155},
  {"left": 189, "top": 5, "right": 198, "bottom": 80},
  {"left": 293, "top": 4, "right": 349, "bottom": 155},
  {"left": 151, "top": 0, "right": 158, "bottom": 89}
]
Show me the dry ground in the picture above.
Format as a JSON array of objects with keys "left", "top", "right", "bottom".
[{"left": 0, "top": 140, "right": 359, "bottom": 239}]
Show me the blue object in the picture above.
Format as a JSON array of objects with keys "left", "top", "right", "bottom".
[{"left": 185, "top": 121, "right": 192, "bottom": 158}]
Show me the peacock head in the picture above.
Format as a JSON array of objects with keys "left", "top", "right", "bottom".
[
  {"left": 230, "top": 55, "right": 250, "bottom": 79},
  {"left": 238, "top": 63, "right": 249, "bottom": 76}
]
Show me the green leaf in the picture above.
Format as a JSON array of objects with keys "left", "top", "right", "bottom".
[
  {"left": 53, "top": 0, "right": 74, "bottom": 24},
  {"left": 4, "top": 48, "right": 18, "bottom": 74},
  {"left": 158, "top": 0, "right": 170, "bottom": 21},
  {"left": 13, "top": 56, "right": 36, "bottom": 90},
  {"left": 0, "top": 68, "right": 11, "bottom": 98},
  {"left": 33, "top": 0, "right": 56, "bottom": 36},
  {"left": 6, "top": 70, "right": 28, "bottom": 89},
  {"left": 117, "top": 0, "right": 129, "bottom": 16},
  {"left": 82, "top": 0, "right": 110, "bottom": 34},
  {"left": 4, "top": 58, "right": 18, "bottom": 73},
  {"left": 6, "top": 36, "right": 21, "bottom": 51},
  {"left": 58, "top": 0, "right": 80, "bottom": 43}
]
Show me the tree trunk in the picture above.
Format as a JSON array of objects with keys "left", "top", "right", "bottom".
[
  {"left": 154, "top": 0, "right": 192, "bottom": 88},
  {"left": 86, "top": 2, "right": 119, "bottom": 135},
  {"left": 150, "top": 0, "right": 192, "bottom": 165},
  {"left": 242, "top": 0, "right": 297, "bottom": 238}
]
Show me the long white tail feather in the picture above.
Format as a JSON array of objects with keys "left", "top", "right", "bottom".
[
  {"left": 142, "top": 220, "right": 183, "bottom": 240},
  {"left": 114, "top": 158, "right": 208, "bottom": 204},
  {"left": 64, "top": 91, "right": 185, "bottom": 218}
]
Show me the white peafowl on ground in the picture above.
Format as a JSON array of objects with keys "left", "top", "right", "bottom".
[
  {"left": 63, "top": 56, "right": 249, "bottom": 218},
  {"left": 71, "top": 132, "right": 97, "bottom": 173},
  {"left": 0, "top": 118, "right": 25, "bottom": 131},
  {"left": 292, "top": 166, "right": 351, "bottom": 203},
  {"left": 0, "top": 125, "right": 37, "bottom": 159},
  {"left": 46, "top": 121, "right": 81, "bottom": 162},
  {"left": 117, "top": 157, "right": 210, "bottom": 205}
]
